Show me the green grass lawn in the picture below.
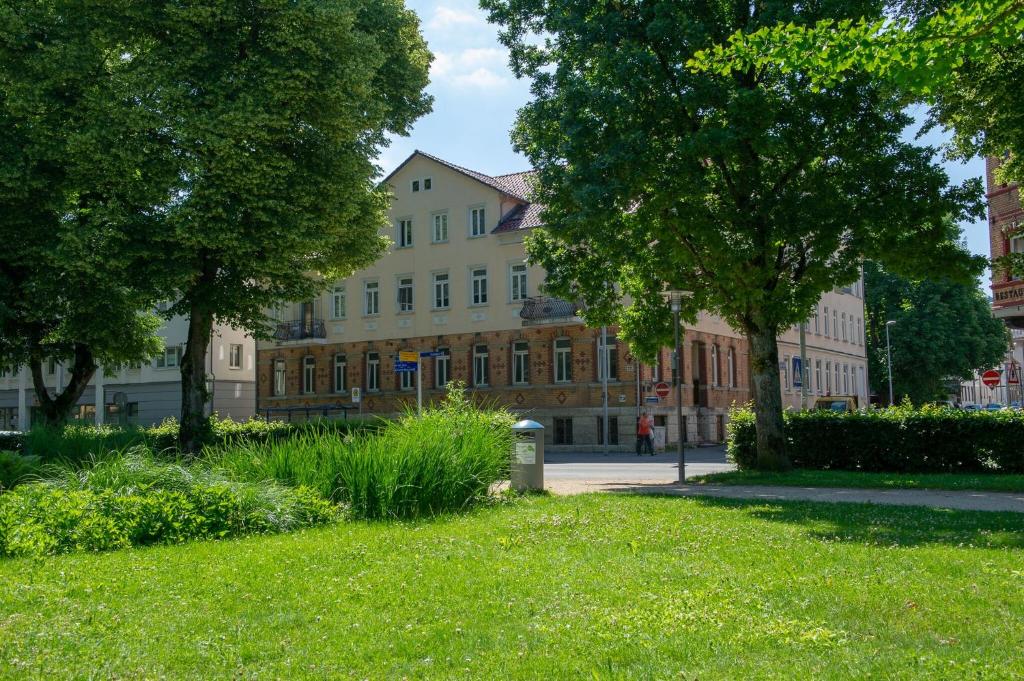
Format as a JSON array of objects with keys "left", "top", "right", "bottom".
[
  {"left": 2, "top": 494, "right": 1023, "bottom": 679},
  {"left": 692, "top": 469, "right": 1024, "bottom": 492}
]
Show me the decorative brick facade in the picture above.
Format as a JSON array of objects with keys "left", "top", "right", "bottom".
[{"left": 987, "top": 156, "right": 1024, "bottom": 324}]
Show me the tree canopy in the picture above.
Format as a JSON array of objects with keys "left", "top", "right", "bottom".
[
  {"left": 864, "top": 258, "right": 1009, "bottom": 405},
  {"left": 483, "top": 0, "right": 981, "bottom": 468},
  {"left": 688, "top": 0, "right": 1024, "bottom": 184},
  {"left": 0, "top": 0, "right": 170, "bottom": 425},
  {"left": 128, "top": 0, "right": 432, "bottom": 451}
]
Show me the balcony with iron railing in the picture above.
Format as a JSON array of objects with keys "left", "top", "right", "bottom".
[
  {"left": 275, "top": 318, "right": 326, "bottom": 341},
  {"left": 519, "top": 296, "right": 583, "bottom": 326}
]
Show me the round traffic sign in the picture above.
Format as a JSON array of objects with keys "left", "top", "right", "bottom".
[
  {"left": 654, "top": 382, "right": 671, "bottom": 398},
  {"left": 981, "top": 369, "right": 1002, "bottom": 388}
]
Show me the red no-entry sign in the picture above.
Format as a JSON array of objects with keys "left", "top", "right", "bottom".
[
  {"left": 981, "top": 370, "right": 1002, "bottom": 388},
  {"left": 654, "top": 382, "right": 671, "bottom": 398}
]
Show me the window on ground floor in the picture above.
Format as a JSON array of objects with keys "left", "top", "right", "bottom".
[
  {"left": 597, "top": 416, "right": 619, "bottom": 445},
  {"left": 554, "top": 417, "right": 573, "bottom": 445}
]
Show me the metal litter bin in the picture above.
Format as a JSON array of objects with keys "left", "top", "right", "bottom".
[{"left": 511, "top": 419, "right": 544, "bottom": 491}]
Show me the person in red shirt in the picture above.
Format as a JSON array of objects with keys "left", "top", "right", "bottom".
[{"left": 636, "top": 412, "right": 654, "bottom": 455}]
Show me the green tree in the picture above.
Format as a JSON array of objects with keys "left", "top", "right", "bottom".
[
  {"left": 864, "top": 259, "right": 1009, "bottom": 405},
  {"left": 0, "top": 1, "right": 170, "bottom": 426},
  {"left": 688, "top": 0, "right": 1024, "bottom": 183},
  {"left": 129, "top": 0, "right": 432, "bottom": 451},
  {"left": 483, "top": 0, "right": 980, "bottom": 469}
]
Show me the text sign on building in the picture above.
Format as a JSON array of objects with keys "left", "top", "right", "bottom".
[
  {"left": 654, "top": 382, "right": 671, "bottom": 398},
  {"left": 394, "top": 361, "right": 418, "bottom": 373},
  {"left": 398, "top": 351, "right": 419, "bottom": 363},
  {"left": 420, "top": 350, "right": 446, "bottom": 358},
  {"left": 351, "top": 387, "right": 361, "bottom": 403},
  {"left": 982, "top": 369, "right": 1002, "bottom": 388}
]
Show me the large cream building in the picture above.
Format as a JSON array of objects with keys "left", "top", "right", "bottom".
[
  {"left": 256, "top": 151, "right": 869, "bottom": 450},
  {"left": 0, "top": 313, "right": 255, "bottom": 430}
]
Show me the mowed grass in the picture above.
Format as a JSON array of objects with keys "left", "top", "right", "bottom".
[
  {"left": 694, "top": 469, "right": 1024, "bottom": 492},
  {"left": 2, "top": 494, "right": 1023, "bottom": 679}
]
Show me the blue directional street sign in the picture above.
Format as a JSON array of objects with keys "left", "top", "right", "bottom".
[
  {"left": 420, "top": 351, "right": 446, "bottom": 358},
  {"left": 644, "top": 396, "right": 660, "bottom": 403},
  {"left": 394, "top": 361, "right": 418, "bottom": 372}
]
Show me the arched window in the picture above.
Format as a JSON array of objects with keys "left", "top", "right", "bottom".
[
  {"left": 727, "top": 348, "right": 736, "bottom": 387},
  {"left": 710, "top": 344, "right": 719, "bottom": 387}
]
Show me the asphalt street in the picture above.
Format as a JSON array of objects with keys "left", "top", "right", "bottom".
[{"left": 544, "top": 445, "right": 734, "bottom": 484}]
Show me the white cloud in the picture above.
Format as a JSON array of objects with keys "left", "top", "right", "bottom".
[
  {"left": 426, "top": 6, "right": 485, "bottom": 31},
  {"left": 430, "top": 47, "right": 511, "bottom": 90}
]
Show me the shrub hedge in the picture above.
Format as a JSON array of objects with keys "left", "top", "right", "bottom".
[
  {"left": 9, "top": 417, "right": 377, "bottom": 467},
  {"left": 727, "top": 404, "right": 1024, "bottom": 473},
  {"left": 0, "top": 449, "right": 337, "bottom": 557}
]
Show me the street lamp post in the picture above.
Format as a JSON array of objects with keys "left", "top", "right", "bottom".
[
  {"left": 885, "top": 320, "right": 897, "bottom": 405},
  {"left": 662, "top": 289, "right": 693, "bottom": 483}
]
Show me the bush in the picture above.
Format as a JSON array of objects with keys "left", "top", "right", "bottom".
[
  {"left": 15, "top": 416, "right": 377, "bottom": 469},
  {"left": 209, "top": 383, "right": 515, "bottom": 520},
  {"left": 727, "top": 403, "right": 1024, "bottom": 473},
  {"left": 0, "top": 449, "right": 337, "bottom": 558},
  {"left": 0, "top": 451, "right": 41, "bottom": 491}
]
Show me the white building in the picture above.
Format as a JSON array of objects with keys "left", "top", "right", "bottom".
[{"left": 0, "top": 313, "right": 255, "bottom": 430}]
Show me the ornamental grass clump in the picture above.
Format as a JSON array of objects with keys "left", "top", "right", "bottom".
[
  {"left": 0, "top": 448, "right": 336, "bottom": 558},
  {"left": 210, "top": 383, "right": 515, "bottom": 520}
]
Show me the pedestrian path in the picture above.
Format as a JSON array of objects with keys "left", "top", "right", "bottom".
[{"left": 548, "top": 480, "right": 1024, "bottom": 513}]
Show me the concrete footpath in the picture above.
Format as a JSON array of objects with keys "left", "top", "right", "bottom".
[{"left": 547, "top": 480, "right": 1024, "bottom": 513}]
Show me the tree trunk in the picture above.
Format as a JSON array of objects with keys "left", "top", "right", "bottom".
[
  {"left": 747, "top": 324, "right": 791, "bottom": 470},
  {"left": 29, "top": 343, "right": 98, "bottom": 428},
  {"left": 179, "top": 300, "right": 214, "bottom": 454}
]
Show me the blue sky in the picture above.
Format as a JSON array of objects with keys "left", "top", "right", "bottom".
[{"left": 384, "top": 1, "right": 991, "bottom": 279}]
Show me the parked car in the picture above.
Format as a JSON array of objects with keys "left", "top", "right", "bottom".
[
  {"left": 812, "top": 396, "right": 859, "bottom": 413},
  {"left": 984, "top": 403, "right": 1004, "bottom": 411},
  {"left": 961, "top": 404, "right": 982, "bottom": 411}
]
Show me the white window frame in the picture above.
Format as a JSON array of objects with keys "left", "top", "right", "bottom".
[
  {"left": 228, "top": 344, "right": 243, "bottom": 370},
  {"left": 423, "top": 177, "right": 432, "bottom": 191},
  {"left": 833, "top": 310, "right": 838, "bottom": 340},
  {"left": 366, "top": 352, "right": 380, "bottom": 392},
  {"left": 397, "top": 218, "right": 413, "bottom": 248},
  {"left": 554, "top": 338, "right": 572, "bottom": 383},
  {"left": 432, "top": 271, "right": 450, "bottom": 310},
  {"left": 331, "top": 285, "right": 346, "bottom": 320},
  {"left": 397, "top": 276, "right": 414, "bottom": 313},
  {"left": 815, "top": 359, "right": 822, "bottom": 394},
  {"left": 333, "top": 354, "right": 347, "bottom": 393},
  {"left": 363, "top": 280, "right": 380, "bottom": 316},
  {"left": 273, "top": 359, "right": 286, "bottom": 396},
  {"left": 469, "top": 206, "right": 486, "bottom": 238},
  {"left": 813, "top": 307, "right": 820, "bottom": 335},
  {"left": 156, "top": 346, "right": 181, "bottom": 369},
  {"left": 727, "top": 347, "right": 736, "bottom": 388},
  {"left": 597, "top": 334, "right": 618, "bottom": 382},
  {"left": 399, "top": 366, "right": 415, "bottom": 391},
  {"left": 473, "top": 344, "right": 489, "bottom": 387},
  {"left": 509, "top": 263, "right": 528, "bottom": 302},
  {"left": 512, "top": 341, "right": 530, "bottom": 385},
  {"left": 302, "top": 356, "right": 315, "bottom": 395},
  {"left": 411, "top": 179, "right": 420, "bottom": 193},
  {"left": 435, "top": 348, "right": 450, "bottom": 388},
  {"left": 782, "top": 354, "right": 790, "bottom": 391},
  {"left": 825, "top": 360, "right": 832, "bottom": 393},
  {"left": 710, "top": 344, "right": 719, "bottom": 387},
  {"left": 823, "top": 306, "right": 830, "bottom": 337},
  {"left": 432, "top": 212, "right": 449, "bottom": 243},
  {"left": 470, "top": 266, "right": 488, "bottom": 306}
]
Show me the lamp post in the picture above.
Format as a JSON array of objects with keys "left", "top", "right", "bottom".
[
  {"left": 885, "top": 320, "right": 896, "bottom": 405},
  {"left": 662, "top": 289, "right": 693, "bottom": 483}
]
